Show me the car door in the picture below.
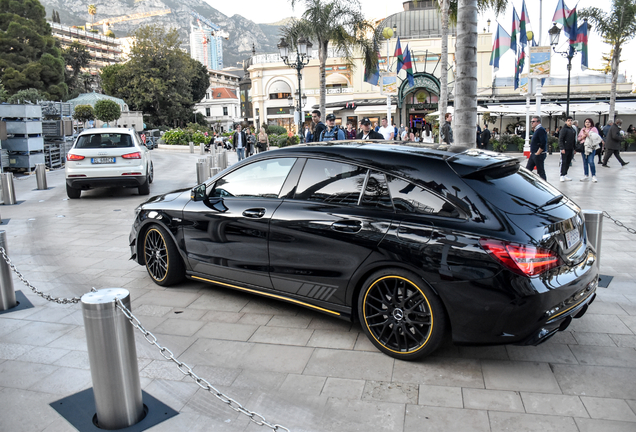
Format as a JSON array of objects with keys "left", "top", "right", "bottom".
[
  {"left": 268, "top": 159, "right": 394, "bottom": 305},
  {"left": 182, "top": 157, "right": 297, "bottom": 288}
]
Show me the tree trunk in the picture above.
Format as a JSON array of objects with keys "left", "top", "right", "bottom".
[
  {"left": 455, "top": 0, "right": 478, "bottom": 147},
  {"left": 609, "top": 41, "right": 620, "bottom": 121},
  {"left": 319, "top": 40, "right": 328, "bottom": 121},
  {"left": 438, "top": 0, "right": 449, "bottom": 144}
]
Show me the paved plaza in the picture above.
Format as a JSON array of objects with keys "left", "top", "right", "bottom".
[{"left": 0, "top": 146, "right": 635, "bottom": 432}]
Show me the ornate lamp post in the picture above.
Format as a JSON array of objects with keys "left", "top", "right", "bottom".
[
  {"left": 549, "top": 20, "right": 588, "bottom": 118},
  {"left": 278, "top": 37, "right": 312, "bottom": 136}
]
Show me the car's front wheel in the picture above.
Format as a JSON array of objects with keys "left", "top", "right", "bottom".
[
  {"left": 148, "top": 162, "right": 154, "bottom": 184},
  {"left": 66, "top": 183, "right": 81, "bottom": 199},
  {"left": 358, "top": 268, "right": 447, "bottom": 360},
  {"left": 143, "top": 225, "right": 185, "bottom": 286}
]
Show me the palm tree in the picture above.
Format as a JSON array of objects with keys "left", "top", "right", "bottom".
[
  {"left": 88, "top": 4, "right": 96, "bottom": 26},
  {"left": 287, "top": 0, "right": 379, "bottom": 120},
  {"left": 580, "top": 0, "right": 636, "bottom": 121},
  {"left": 454, "top": 0, "right": 479, "bottom": 146}
]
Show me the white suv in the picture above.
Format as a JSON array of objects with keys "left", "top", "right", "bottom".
[{"left": 65, "top": 128, "right": 153, "bottom": 199}]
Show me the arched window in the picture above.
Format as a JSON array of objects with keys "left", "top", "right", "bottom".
[
  {"left": 326, "top": 73, "right": 350, "bottom": 89},
  {"left": 268, "top": 81, "right": 292, "bottom": 100}
]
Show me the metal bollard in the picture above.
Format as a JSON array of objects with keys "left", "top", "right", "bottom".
[
  {"left": 82, "top": 288, "right": 144, "bottom": 430},
  {"left": 206, "top": 155, "right": 214, "bottom": 173},
  {"left": 35, "top": 163, "right": 47, "bottom": 190},
  {"left": 216, "top": 153, "right": 224, "bottom": 170},
  {"left": 211, "top": 143, "right": 216, "bottom": 161},
  {"left": 1, "top": 173, "right": 16, "bottom": 205},
  {"left": 583, "top": 210, "right": 603, "bottom": 270},
  {"left": 223, "top": 150, "right": 229, "bottom": 168},
  {"left": 199, "top": 141, "right": 205, "bottom": 155},
  {"left": 210, "top": 167, "right": 221, "bottom": 178},
  {"left": 196, "top": 159, "right": 207, "bottom": 184},
  {"left": 189, "top": 141, "right": 194, "bottom": 154},
  {"left": 0, "top": 231, "right": 17, "bottom": 311}
]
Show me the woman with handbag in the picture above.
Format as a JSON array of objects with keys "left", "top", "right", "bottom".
[
  {"left": 578, "top": 118, "right": 600, "bottom": 182},
  {"left": 257, "top": 128, "right": 270, "bottom": 153}
]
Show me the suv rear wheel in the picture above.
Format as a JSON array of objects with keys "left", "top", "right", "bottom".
[{"left": 66, "top": 184, "right": 81, "bottom": 199}]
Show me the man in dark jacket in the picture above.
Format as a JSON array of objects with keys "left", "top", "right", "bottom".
[
  {"left": 357, "top": 117, "right": 384, "bottom": 139},
  {"left": 602, "top": 119, "right": 630, "bottom": 167},
  {"left": 232, "top": 124, "right": 247, "bottom": 161},
  {"left": 526, "top": 116, "right": 548, "bottom": 180},
  {"left": 558, "top": 117, "right": 576, "bottom": 181},
  {"left": 441, "top": 113, "right": 453, "bottom": 144},
  {"left": 481, "top": 124, "right": 491, "bottom": 149},
  {"left": 311, "top": 110, "right": 326, "bottom": 143}
]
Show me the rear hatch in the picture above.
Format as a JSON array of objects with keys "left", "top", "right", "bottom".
[{"left": 447, "top": 151, "right": 587, "bottom": 265}]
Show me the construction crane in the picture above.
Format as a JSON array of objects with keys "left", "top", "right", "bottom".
[{"left": 86, "top": 9, "right": 172, "bottom": 30}]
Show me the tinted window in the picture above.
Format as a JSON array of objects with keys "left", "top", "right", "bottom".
[
  {"left": 294, "top": 159, "right": 367, "bottom": 205},
  {"left": 211, "top": 158, "right": 295, "bottom": 199},
  {"left": 387, "top": 176, "right": 460, "bottom": 217},
  {"left": 361, "top": 171, "right": 393, "bottom": 211},
  {"left": 76, "top": 133, "right": 134, "bottom": 149}
]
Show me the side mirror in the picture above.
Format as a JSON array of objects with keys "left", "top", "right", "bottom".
[{"left": 191, "top": 183, "right": 206, "bottom": 201}]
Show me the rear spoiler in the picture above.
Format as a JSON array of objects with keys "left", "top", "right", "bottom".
[{"left": 445, "top": 149, "right": 521, "bottom": 179}]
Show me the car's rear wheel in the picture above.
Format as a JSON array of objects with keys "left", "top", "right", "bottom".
[
  {"left": 138, "top": 177, "right": 150, "bottom": 195},
  {"left": 148, "top": 162, "right": 154, "bottom": 184},
  {"left": 66, "top": 183, "right": 81, "bottom": 199},
  {"left": 358, "top": 268, "right": 446, "bottom": 360},
  {"left": 143, "top": 225, "right": 185, "bottom": 286}
]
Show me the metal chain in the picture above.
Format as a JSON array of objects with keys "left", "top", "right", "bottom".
[
  {"left": 114, "top": 298, "right": 290, "bottom": 432},
  {"left": 0, "top": 246, "right": 82, "bottom": 304},
  {"left": 602, "top": 211, "right": 636, "bottom": 235}
]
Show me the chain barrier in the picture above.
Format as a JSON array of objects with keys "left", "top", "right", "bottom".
[
  {"left": 0, "top": 246, "right": 83, "bottom": 304},
  {"left": 602, "top": 211, "right": 636, "bottom": 235},
  {"left": 114, "top": 298, "right": 290, "bottom": 432}
]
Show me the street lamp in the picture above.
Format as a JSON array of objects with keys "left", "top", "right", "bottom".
[
  {"left": 278, "top": 36, "right": 312, "bottom": 136},
  {"left": 549, "top": 21, "right": 587, "bottom": 118}
]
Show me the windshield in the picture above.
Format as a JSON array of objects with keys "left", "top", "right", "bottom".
[{"left": 76, "top": 133, "right": 135, "bottom": 149}]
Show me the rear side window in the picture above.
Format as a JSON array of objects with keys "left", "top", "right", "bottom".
[
  {"left": 76, "top": 133, "right": 134, "bottom": 149},
  {"left": 294, "top": 159, "right": 367, "bottom": 205},
  {"left": 387, "top": 176, "right": 460, "bottom": 217}
]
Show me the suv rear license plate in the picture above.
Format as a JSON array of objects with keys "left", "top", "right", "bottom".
[
  {"left": 565, "top": 228, "right": 580, "bottom": 249},
  {"left": 92, "top": 157, "right": 115, "bottom": 164}
]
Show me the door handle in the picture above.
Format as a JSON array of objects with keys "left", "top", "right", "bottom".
[
  {"left": 243, "top": 208, "right": 266, "bottom": 218},
  {"left": 331, "top": 220, "right": 362, "bottom": 233}
]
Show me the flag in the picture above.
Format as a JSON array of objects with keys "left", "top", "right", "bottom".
[
  {"left": 364, "top": 66, "right": 380, "bottom": 86},
  {"left": 552, "top": 0, "right": 571, "bottom": 27},
  {"left": 572, "top": 20, "right": 589, "bottom": 70},
  {"left": 563, "top": 7, "right": 578, "bottom": 42},
  {"left": 394, "top": 36, "right": 404, "bottom": 71},
  {"left": 514, "top": 50, "right": 526, "bottom": 90},
  {"left": 519, "top": 0, "right": 530, "bottom": 49},
  {"left": 402, "top": 47, "right": 414, "bottom": 87},
  {"left": 510, "top": 6, "right": 520, "bottom": 53},
  {"left": 489, "top": 24, "right": 511, "bottom": 72}
]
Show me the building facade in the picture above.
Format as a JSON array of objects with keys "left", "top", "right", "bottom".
[
  {"left": 189, "top": 24, "right": 224, "bottom": 70},
  {"left": 49, "top": 22, "right": 122, "bottom": 72}
]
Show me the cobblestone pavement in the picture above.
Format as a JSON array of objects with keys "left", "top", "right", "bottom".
[{"left": 0, "top": 147, "right": 634, "bottom": 432}]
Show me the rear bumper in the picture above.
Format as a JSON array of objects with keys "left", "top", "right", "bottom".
[{"left": 67, "top": 176, "right": 146, "bottom": 189}]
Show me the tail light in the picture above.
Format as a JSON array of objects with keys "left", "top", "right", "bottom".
[
  {"left": 480, "top": 239, "right": 561, "bottom": 277},
  {"left": 122, "top": 152, "right": 141, "bottom": 159},
  {"left": 67, "top": 153, "right": 85, "bottom": 161}
]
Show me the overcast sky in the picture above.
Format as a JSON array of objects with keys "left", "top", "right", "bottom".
[{"left": 209, "top": 0, "right": 634, "bottom": 81}]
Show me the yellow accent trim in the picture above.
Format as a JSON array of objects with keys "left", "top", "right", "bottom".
[
  {"left": 145, "top": 228, "right": 168, "bottom": 283},
  {"left": 549, "top": 291, "right": 594, "bottom": 321},
  {"left": 191, "top": 276, "right": 341, "bottom": 316},
  {"left": 362, "top": 275, "right": 433, "bottom": 355}
]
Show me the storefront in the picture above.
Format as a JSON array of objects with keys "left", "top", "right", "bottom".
[{"left": 398, "top": 72, "right": 440, "bottom": 137}]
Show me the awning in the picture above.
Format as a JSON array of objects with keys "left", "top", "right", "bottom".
[{"left": 354, "top": 105, "right": 396, "bottom": 115}]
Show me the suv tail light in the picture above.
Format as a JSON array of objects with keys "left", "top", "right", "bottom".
[
  {"left": 479, "top": 239, "right": 561, "bottom": 277},
  {"left": 67, "top": 153, "right": 85, "bottom": 161},
  {"left": 122, "top": 152, "right": 141, "bottom": 159}
]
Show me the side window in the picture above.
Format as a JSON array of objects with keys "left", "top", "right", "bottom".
[
  {"left": 294, "top": 159, "right": 367, "bottom": 206},
  {"left": 210, "top": 158, "right": 296, "bottom": 199},
  {"left": 387, "top": 176, "right": 460, "bottom": 217},
  {"left": 360, "top": 171, "right": 393, "bottom": 211}
]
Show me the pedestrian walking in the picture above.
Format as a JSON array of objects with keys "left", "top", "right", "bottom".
[
  {"left": 257, "top": 127, "right": 269, "bottom": 153},
  {"left": 441, "top": 113, "right": 453, "bottom": 144},
  {"left": 377, "top": 118, "right": 394, "bottom": 140},
  {"left": 345, "top": 121, "right": 357, "bottom": 140},
  {"left": 481, "top": 124, "right": 491, "bottom": 150},
  {"left": 398, "top": 123, "right": 405, "bottom": 140},
  {"left": 578, "top": 118, "right": 600, "bottom": 182},
  {"left": 311, "top": 110, "right": 326, "bottom": 142},
  {"left": 526, "top": 116, "right": 548, "bottom": 181},
  {"left": 232, "top": 124, "right": 247, "bottom": 161},
  {"left": 558, "top": 117, "right": 576, "bottom": 181},
  {"left": 357, "top": 117, "right": 384, "bottom": 139},
  {"left": 319, "top": 114, "right": 346, "bottom": 141},
  {"left": 602, "top": 119, "right": 630, "bottom": 167}
]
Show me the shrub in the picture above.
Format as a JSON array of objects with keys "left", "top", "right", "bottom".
[
  {"left": 267, "top": 125, "right": 288, "bottom": 135},
  {"left": 491, "top": 138, "right": 507, "bottom": 153},
  {"left": 94, "top": 99, "right": 121, "bottom": 124},
  {"left": 162, "top": 129, "right": 188, "bottom": 145},
  {"left": 497, "top": 134, "right": 524, "bottom": 152},
  {"left": 73, "top": 104, "right": 95, "bottom": 123}
]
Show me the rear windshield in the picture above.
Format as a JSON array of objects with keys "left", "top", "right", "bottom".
[
  {"left": 76, "top": 133, "right": 134, "bottom": 149},
  {"left": 464, "top": 167, "right": 564, "bottom": 215}
]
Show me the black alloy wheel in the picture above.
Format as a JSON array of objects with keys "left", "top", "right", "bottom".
[
  {"left": 148, "top": 162, "right": 154, "bottom": 184},
  {"left": 358, "top": 269, "right": 446, "bottom": 360},
  {"left": 66, "top": 183, "right": 81, "bottom": 199},
  {"left": 143, "top": 225, "right": 185, "bottom": 286}
]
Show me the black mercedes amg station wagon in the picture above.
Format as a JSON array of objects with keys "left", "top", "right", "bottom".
[{"left": 130, "top": 142, "right": 598, "bottom": 360}]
